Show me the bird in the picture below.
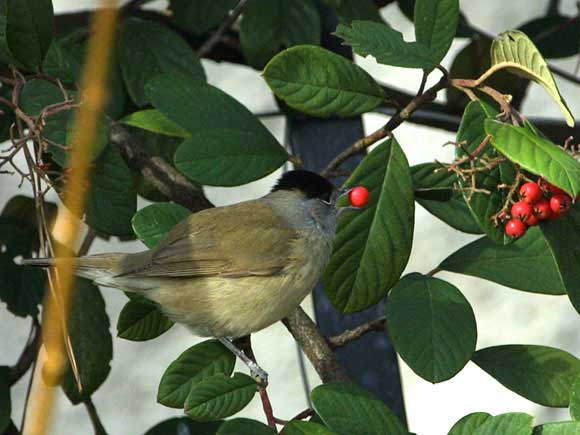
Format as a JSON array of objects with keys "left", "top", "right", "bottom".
[{"left": 22, "top": 170, "right": 365, "bottom": 383}]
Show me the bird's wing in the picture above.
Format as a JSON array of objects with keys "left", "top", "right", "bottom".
[{"left": 122, "top": 199, "right": 302, "bottom": 278}]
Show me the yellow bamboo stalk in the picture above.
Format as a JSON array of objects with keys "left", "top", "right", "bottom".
[{"left": 25, "top": 3, "right": 119, "bottom": 434}]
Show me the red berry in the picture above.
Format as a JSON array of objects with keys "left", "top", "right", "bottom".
[
  {"left": 511, "top": 201, "right": 534, "bottom": 223},
  {"left": 526, "top": 213, "right": 539, "bottom": 226},
  {"left": 533, "top": 198, "right": 552, "bottom": 220},
  {"left": 505, "top": 219, "right": 527, "bottom": 238},
  {"left": 519, "top": 182, "right": 542, "bottom": 204},
  {"left": 550, "top": 194, "right": 572, "bottom": 214},
  {"left": 348, "top": 186, "right": 370, "bottom": 208},
  {"left": 538, "top": 178, "right": 566, "bottom": 196}
]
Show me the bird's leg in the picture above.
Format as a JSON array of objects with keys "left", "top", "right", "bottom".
[{"left": 218, "top": 336, "right": 269, "bottom": 387}]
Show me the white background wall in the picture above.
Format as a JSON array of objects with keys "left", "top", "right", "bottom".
[{"left": 1, "top": 0, "right": 580, "bottom": 434}]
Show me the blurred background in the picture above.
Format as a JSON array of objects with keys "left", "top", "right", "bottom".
[{"left": 1, "top": 0, "right": 579, "bottom": 434}]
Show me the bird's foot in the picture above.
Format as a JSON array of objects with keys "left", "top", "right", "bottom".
[{"left": 248, "top": 361, "right": 269, "bottom": 387}]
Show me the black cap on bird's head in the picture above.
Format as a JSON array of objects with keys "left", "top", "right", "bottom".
[{"left": 272, "top": 170, "right": 335, "bottom": 202}]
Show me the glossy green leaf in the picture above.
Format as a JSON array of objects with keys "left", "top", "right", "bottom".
[
  {"left": 121, "top": 110, "right": 191, "bottom": 138},
  {"left": 146, "top": 74, "right": 288, "bottom": 186},
  {"left": 185, "top": 373, "right": 257, "bottom": 422},
  {"left": 489, "top": 30, "right": 574, "bottom": 126},
  {"left": 117, "top": 299, "right": 174, "bottom": 341},
  {"left": 0, "top": 366, "right": 10, "bottom": 433},
  {"left": 144, "top": 417, "right": 223, "bottom": 435},
  {"left": 240, "top": 0, "right": 321, "bottom": 69},
  {"left": 217, "top": 418, "right": 275, "bottom": 435},
  {"left": 0, "top": 0, "right": 54, "bottom": 69},
  {"left": 486, "top": 121, "right": 580, "bottom": 197},
  {"left": 414, "top": 0, "right": 459, "bottom": 65},
  {"left": 168, "top": 0, "right": 237, "bottom": 35},
  {"left": 311, "top": 382, "right": 406, "bottom": 435},
  {"left": 387, "top": 273, "right": 477, "bottom": 382},
  {"left": 473, "top": 413, "right": 533, "bottom": 435},
  {"left": 448, "top": 413, "right": 492, "bottom": 435},
  {"left": 570, "top": 374, "right": 580, "bottom": 420},
  {"left": 473, "top": 345, "right": 580, "bottom": 407},
  {"left": 534, "top": 422, "right": 580, "bottom": 435},
  {"left": 19, "top": 79, "right": 109, "bottom": 167},
  {"left": 158, "top": 340, "right": 236, "bottom": 408},
  {"left": 0, "top": 196, "right": 53, "bottom": 317},
  {"left": 335, "top": 20, "right": 438, "bottom": 69},
  {"left": 119, "top": 18, "right": 205, "bottom": 107},
  {"left": 324, "top": 138, "right": 414, "bottom": 313},
  {"left": 440, "top": 226, "right": 566, "bottom": 295},
  {"left": 539, "top": 205, "right": 580, "bottom": 315},
  {"left": 264, "top": 45, "right": 385, "bottom": 118},
  {"left": 282, "top": 420, "right": 336, "bottom": 434},
  {"left": 132, "top": 202, "right": 190, "bottom": 248},
  {"left": 519, "top": 15, "right": 580, "bottom": 59},
  {"left": 60, "top": 279, "right": 113, "bottom": 404},
  {"left": 457, "top": 102, "right": 515, "bottom": 245},
  {"left": 85, "top": 145, "right": 137, "bottom": 236},
  {"left": 42, "top": 41, "right": 81, "bottom": 84},
  {"left": 412, "top": 162, "right": 482, "bottom": 234},
  {"left": 324, "top": 0, "right": 382, "bottom": 24}
]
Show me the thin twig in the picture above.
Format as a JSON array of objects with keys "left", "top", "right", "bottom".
[
  {"left": 327, "top": 318, "right": 386, "bottom": 349},
  {"left": 321, "top": 76, "right": 450, "bottom": 177},
  {"left": 84, "top": 397, "right": 108, "bottom": 435},
  {"left": 9, "top": 318, "right": 41, "bottom": 386},
  {"left": 198, "top": 0, "right": 249, "bottom": 57}
]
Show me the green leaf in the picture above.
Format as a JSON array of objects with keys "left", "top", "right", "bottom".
[
  {"left": 571, "top": 374, "right": 580, "bottom": 420},
  {"left": 0, "top": 366, "right": 11, "bottom": 433},
  {"left": 117, "top": 299, "right": 174, "bottom": 341},
  {"left": 323, "top": 137, "right": 414, "bottom": 313},
  {"left": 146, "top": 74, "right": 288, "bottom": 186},
  {"left": 19, "top": 79, "right": 109, "bottom": 167},
  {"left": 533, "top": 422, "right": 580, "bottom": 435},
  {"left": 457, "top": 102, "right": 515, "bottom": 245},
  {"left": 473, "top": 345, "right": 580, "bottom": 407},
  {"left": 539, "top": 205, "right": 580, "bottom": 315},
  {"left": 282, "top": 420, "right": 336, "bottom": 434},
  {"left": 217, "top": 418, "right": 276, "bottom": 435},
  {"left": 448, "top": 413, "right": 492, "bottom": 435},
  {"left": 42, "top": 41, "right": 81, "bottom": 84},
  {"left": 168, "top": 0, "right": 237, "bottom": 35},
  {"left": 158, "top": 340, "right": 236, "bottom": 408},
  {"left": 0, "top": 0, "right": 54, "bottom": 70},
  {"left": 121, "top": 110, "right": 191, "bottom": 138},
  {"left": 60, "top": 279, "right": 113, "bottom": 404},
  {"left": 335, "top": 20, "right": 438, "bottom": 69},
  {"left": 264, "top": 45, "right": 384, "bottom": 118},
  {"left": 519, "top": 15, "right": 580, "bottom": 59},
  {"left": 485, "top": 121, "right": 580, "bottom": 197},
  {"left": 489, "top": 30, "right": 574, "bottom": 126},
  {"left": 440, "top": 226, "right": 566, "bottom": 295},
  {"left": 119, "top": 18, "right": 205, "bottom": 107},
  {"left": 144, "top": 417, "right": 223, "bottom": 435},
  {"left": 386, "top": 273, "right": 477, "bottom": 382},
  {"left": 311, "top": 382, "right": 406, "bottom": 435},
  {"left": 414, "top": 0, "right": 459, "bottom": 65},
  {"left": 240, "top": 0, "right": 321, "bottom": 69},
  {"left": 324, "top": 0, "right": 382, "bottom": 25},
  {"left": 412, "top": 162, "right": 483, "bottom": 234},
  {"left": 85, "top": 145, "right": 137, "bottom": 236},
  {"left": 132, "top": 202, "right": 190, "bottom": 248},
  {"left": 184, "top": 373, "right": 257, "bottom": 422},
  {"left": 472, "top": 413, "right": 534, "bottom": 435}
]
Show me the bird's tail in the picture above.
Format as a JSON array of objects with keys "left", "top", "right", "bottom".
[{"left": 20, "top": 253, "right": 130, "bottom": 282}]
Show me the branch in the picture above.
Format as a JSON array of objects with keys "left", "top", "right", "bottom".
[
  {"left": 321, "top": 75, "right": 451, "bottom": 177},
  {"left": 197, "top": 0, "right": 249, "bottom": 57},
  {"left": 282, "top": 308, "right": 349, "bottom": 383},
  {"left": 110, "top": 124, "right": 213, "bottom": 212},
  {"left": 84, "top": 397, "right": 108, "bottom": 435},
  {"left": 327, "top": 318, "right": 386, "bottom": 349},
  {"left": 9, "top": 318, "right": 41, "bottom": 387}
]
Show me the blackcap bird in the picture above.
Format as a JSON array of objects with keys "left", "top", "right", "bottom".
[{"left": 22, "top": 170, "right": 366, "bottom": 383}]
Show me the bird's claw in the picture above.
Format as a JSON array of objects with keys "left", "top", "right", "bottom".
[{"left": 249, "top": 361, "right": 269, "bottom": 387}]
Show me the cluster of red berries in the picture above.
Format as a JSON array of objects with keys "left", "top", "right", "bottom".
[{"left": 505, "top": 179, "right": 574, "bottom": 238}]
